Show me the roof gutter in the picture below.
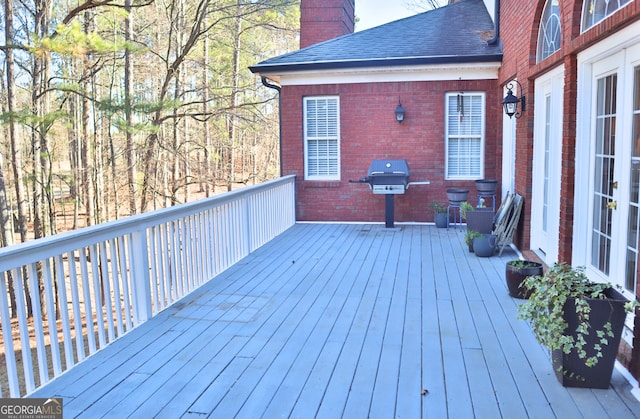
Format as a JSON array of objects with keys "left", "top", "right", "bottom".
[
  {"left": 260, "top": 76, "right": 284, "bottom": 177},
  {"left": 487, "top": 0, "right": 500, "bottom": 45}
]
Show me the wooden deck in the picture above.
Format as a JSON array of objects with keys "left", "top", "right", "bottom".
[{"left": 31, "top": 223, "right": 640, "bottom": 418}]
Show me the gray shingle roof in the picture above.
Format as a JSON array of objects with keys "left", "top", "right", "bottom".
[{"left": 250, "top": 0, "right": 502, "bottom": 75}]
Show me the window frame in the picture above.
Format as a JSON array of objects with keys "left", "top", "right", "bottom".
[
  {"left": 303, "top": 96, "right": 341, "bottom": 181},
  {"left": 444, "top": 92, "right": 486, "bottom": 180},
  {"left": 581, "top": 0, "right": 632, "bottom": 32},
  {"left": 537, "top": 0, "right": 561, "bottom": 62}
]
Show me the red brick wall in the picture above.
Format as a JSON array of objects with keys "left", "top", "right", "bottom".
[
  {"left": 498, "top": 0, "right": 540, "bottom": 252},
  {"left": 300, "top": 0, "right": 355, "bottom": 48},
  {"left": 499, "top": 0, "right": 640, "bottom": 380},
  {"left": 500, "top": 0, "right": 640, "bottom": 260},
  {"left": 281, "top": 80, "right": 501, "bottom": 223}
]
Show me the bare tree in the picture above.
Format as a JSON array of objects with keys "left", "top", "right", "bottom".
[
  {"left": 1, "top": 0, "right": 296, "bottom": 239},
  {"left": 403, "top": 0, "right": 448, "bottom": 13}
]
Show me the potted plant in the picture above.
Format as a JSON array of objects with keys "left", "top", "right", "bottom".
[
  {"left": 505, "top": 259, "right": 543, "bottom": 299},
  {"left": 462, "top": 201, "right": 494, "bottom": 234},
  {"left": 431, "top": 201, "right": 448, "bottom": 228},
  {"left": 464, "top": 230, "right": 483, "bottom": 252},
  {"left": 472, "top": 233, "right": 496, "bottom": 257},
  {"left": 517, "top": 263, "right": 637, "bottom": 388}
]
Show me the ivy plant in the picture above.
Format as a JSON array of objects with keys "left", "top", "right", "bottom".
[
  {"left": 507, "top": 259, "right": 541, "bottom": 269},
  {"left": 517, "top": 263, "right": 638, "bottom": 368}
]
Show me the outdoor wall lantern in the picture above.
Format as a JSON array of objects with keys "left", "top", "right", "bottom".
[
  {"left": 502, "top": 80, "right": 526, "bottom": 119},
  {"left": 395, "top": 99, "right": 405, "bottom": 123}
]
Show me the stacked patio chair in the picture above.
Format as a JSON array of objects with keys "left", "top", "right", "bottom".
[{"left": 491, "top": 192, "right": 524, "bottom": 255}]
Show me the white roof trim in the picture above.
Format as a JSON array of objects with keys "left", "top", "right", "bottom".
[{"left": 261, "top": 62, "right": 500, "bottom": 86}]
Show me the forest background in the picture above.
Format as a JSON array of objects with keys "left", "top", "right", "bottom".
[
  {"left": 0, "top": 0, "right": 300, "bottom": 249},
  {"left": 0, "top": 0, "right": 445, "bottom": 250}
]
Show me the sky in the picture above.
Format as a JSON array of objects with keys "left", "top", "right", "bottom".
[{"left": 355, "top": 0, "right": 419, "bottom": 31}]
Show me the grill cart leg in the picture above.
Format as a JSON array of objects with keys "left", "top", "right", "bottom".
[{"left": 385, "top": 194, "right": 395, "bottom": 228}]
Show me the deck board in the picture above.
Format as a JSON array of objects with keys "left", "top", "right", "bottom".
[{"left": 30, "top": 223, "right": 640, "bottom": 418}]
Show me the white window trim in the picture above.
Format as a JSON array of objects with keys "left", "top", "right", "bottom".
[
  {"left": 444, "top": 92, "right": 486, "bottom": 180},
  {"left": 574, "top": 23, "right": 640, "bottom": 273},
  {"left": 581, "top": 0, "right": 632, "bottom": 33},
  {"left": 537, "top": 0, "right": 561, "bottom": 62},
  {"left": 303, "top": 96, "right": 341, "bottom": 181}
]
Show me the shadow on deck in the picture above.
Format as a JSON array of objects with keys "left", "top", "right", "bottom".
[{"left": 31, "top": 223, "right": 640, "bottom": 418}]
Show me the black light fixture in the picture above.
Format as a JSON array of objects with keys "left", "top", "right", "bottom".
[
  {"left": 502, "top": 79, "right": 526, "bottom": 119},
  {"left": 395, "top": 98, "right": 405, "bottom": 123}
]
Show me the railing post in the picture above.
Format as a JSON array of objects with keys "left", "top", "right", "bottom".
[{"left": 131, "top": 229, "right": 152, "bottom": 324}]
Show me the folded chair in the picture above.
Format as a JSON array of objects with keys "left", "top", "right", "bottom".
[{"left": 492, "top": 193, "right": 524, "bottom": 255}]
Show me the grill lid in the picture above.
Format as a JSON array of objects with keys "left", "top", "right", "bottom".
[{"left": 367, "top": 159, "right": 409, "bottom": 178}]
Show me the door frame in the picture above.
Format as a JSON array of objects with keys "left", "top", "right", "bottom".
[
  {"left": 530, "top": 65, "right": 564, "bottom": 265},
  {"left": 574, "top": 24, "right": 640, "bottom": 298}
]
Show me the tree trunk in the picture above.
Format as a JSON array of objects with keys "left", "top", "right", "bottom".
[
  {"left": 2, "top": 0, "right": 21, "bottom": 316},
  {"left": 81, "top": 12, "right": 96, "bottom": 227},
  {"left": 28, "top": 0, "right": 56, "bottom": 317},
  {"left": 171, "top": 74, "right": 181, "bottom": 206},
  {"left": 124, "top": 0, "right": 138, "bottom": 215},
  {"left": 202, "top": 27, "right": 211, "bottom": 196},
  {"left": 69, "top": 94, "right": 81, "bottom": 229},
  {"left": 227, "top": 2, "right": 242, "bottom": 192}
]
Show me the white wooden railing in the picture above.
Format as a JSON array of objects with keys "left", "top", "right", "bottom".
[{"left": 0, "top": 175, "right": 296, "bottom": 397}]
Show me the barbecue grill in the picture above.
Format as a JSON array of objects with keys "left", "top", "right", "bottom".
[
  {"left": 351, "top": 159, "right": 429, "bottom": 228},
  {"left": 367, "top": 159, "right": 410, "bottom": 194}
]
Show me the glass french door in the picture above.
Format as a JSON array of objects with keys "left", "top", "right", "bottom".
[
  {"left": 590, "top": 73, "right": 617, "bottom": 276},
  {"left": 587, "top": 57, "right": 639, "bottom": 295},
  {"left": 624, "top": 67, "right": 640, "bottom": 293}
]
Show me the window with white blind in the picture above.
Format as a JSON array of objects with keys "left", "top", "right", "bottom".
[
  {"left": 445, "top": 93, "right": 485, "bottom": 179},
  {"left": 304, "top": 96, "right": 340, "bottom": 180}
]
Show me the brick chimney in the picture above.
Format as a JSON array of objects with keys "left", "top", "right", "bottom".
[{"left": 300, "top": 0, "right": 355, "bottom": 48}]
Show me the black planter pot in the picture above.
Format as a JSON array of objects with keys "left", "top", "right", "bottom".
[
  {"left": 505, "top": 261, "right": 543, "bottom": 299},
  {"left": 434, "top": 212, "right": 448, "bottom": 228},
  {"left": 465, "top": 208, "right": 494, "bottom": 234},
  {"left": 552, "top": 288, "right": 628, "bottom": 388}
]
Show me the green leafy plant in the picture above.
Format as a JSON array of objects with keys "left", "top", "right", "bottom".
[
  {"left": 507, "top": 259, "right": 541, "bottom": 269},
  {"left": 517, "top": 263, "right": 638, "bottom": 368},
  {"left": 431, "top": 201, "right": 447, "bottom": 214},
  {"left": 464, "top": 229, "right": 483, "bottom": 246}
]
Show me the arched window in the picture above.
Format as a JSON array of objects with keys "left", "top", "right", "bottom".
[
  {"left": 582, "top": 0, "right": 631, "bottom": 31},
  {"left": 537, "top": 0, "right": 561, "bottom": 62}
]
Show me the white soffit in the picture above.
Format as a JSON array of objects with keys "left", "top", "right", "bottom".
[{"left": 264, "top": 63, "right": 500, "bottom": 86}]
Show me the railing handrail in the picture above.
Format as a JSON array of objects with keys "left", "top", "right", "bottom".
[
  {"left": 0, "top": 175, "right": 296, "bottom": 397},
  {"left": 0, "top": 175, "right": 296, "bottom": 272}
]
